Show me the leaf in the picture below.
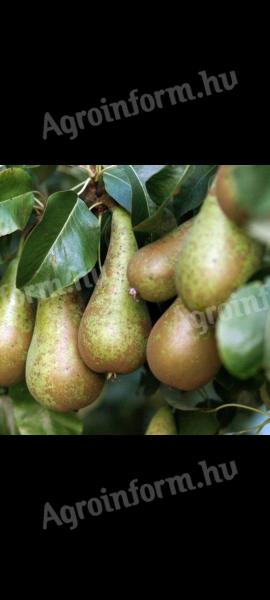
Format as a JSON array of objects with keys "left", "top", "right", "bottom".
[
  {"left": 233, "top": 165, "right": 270, "bottom": 217},
  {"left": 123, "top": 165, "right": 152, "bottom": 226},
  {"left": 178, "top": 411, "right": 219, "bottom": 435},
  {"left": 163, "top": 382, "right": 221, "bottom": 411},
  {"left": 263, "top": 307, "right": 270, "bottom": 380},
  {"left": 133, "top": 165, "right": 165, "bottom": 182},
  {"left": 134, "top": 166, "right": 189, "bottom": 233},
  {"left": 103, "top": 166, "right": 132, "bottom": 212},
  {"left": 16, "top": 191, "right": 100, "bottom": 298},
  {"left": 173, "top": 165, "right": 217, "bottom": 220},
  {"left": 0, "top": 167, "right": 35, "bottom": 236},
  {"left": 9, "top": 382, "right": 83, "bottom": 435},
  {"left": 146, "top": 165, "right": 187, "bottom": 205},
  {"left": 217, "top": 281, "right": 270, "bottom": 379},
  {"left": 0, "top": 396, "right": 18, "bottom": 434}
]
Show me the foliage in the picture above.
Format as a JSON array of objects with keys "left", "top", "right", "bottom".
[{"left": 0, "top": 164, "right": 270, "bottom": 435}]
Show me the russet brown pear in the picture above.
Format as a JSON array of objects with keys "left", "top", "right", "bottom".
[
  {"left": 147, "top": 297, "right": 221, "bottom": 390},
  {"left": 216, "top": 165, "right": 248, "bottom": 225},
  {"left": 127, "top": 219, "right": 193, "bottom": 302}
]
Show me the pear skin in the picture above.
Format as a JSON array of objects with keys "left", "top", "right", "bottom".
[
  {"left": 145, "top": 406, "right": 177, "bottom": 435},
  {"left": 0, "top": 258, "right": 35, "bottom": 386},
  {"left": 216, "top": 165, "right": 248, "bottom": 225},
  {"left": 127, "top": 219, "right": 193, "bottom": 302},
  {"left": 146, "top": 297, "right": 221, "bottom": 390},
  {"left": 26, "top": 289, "right": 104, "bottom": 412},
  {"left": 78, "top": 206, "right": 152, "bottom": 374},
  {"left": 175, "top": 192, "right": 264, "bottom": 312}
]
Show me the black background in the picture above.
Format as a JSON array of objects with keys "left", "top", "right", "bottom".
[{"left": 1, "top": 36, "right": 269, "bottom": 554}]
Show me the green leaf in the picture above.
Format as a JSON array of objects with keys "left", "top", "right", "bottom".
[
  {"left": 173, "top": 165, "right": 217, "bottom": 220},
  {"left": 123, "top": 165, "right": 152, "bottom": 226},
  {"left": 217, "top": 281, "right": 270, "bottom": 379},
  {"left": 263, "top": 307, "right": 270, "bottom": 381},
  {"left": 16, "top": 191, "right": 100, "bottom": 298},
  {"left": 0, "top": 395, "right": 18, "bottom": 434},
  {"left": 133, "top": 165, "right": 165, "bottom": 182},
  {"left": 0, "top": 167, "right": 34, "bottom": 236},
  {"left": 163, "top": 382, "right": 221, "bottom": 411},
  {"left": 134, "top": 166, "right": 189, "bottom": 233},
  {"left": 9, "top": 382, "right": 83, "bottom": 435},
  {"left": 233, "top": 165, "right": 270, "bottom": 217},
  {"left": 146, "top": 165, "right": 187, "bottom": 205},
  {"left": 103, "top": 166, "right": 132, "bottom": 212},
  {"left": 178, "top": 410, "right": 219, "bottom": 435}
]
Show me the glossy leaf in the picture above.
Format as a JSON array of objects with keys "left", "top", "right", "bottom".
[
  {"left": 217, "top": 281, "right": 270, "bottom": 379},
  {"left": 103, "top": 166, "right": 132, "bottom": 212},
  {"left": 0, "top": 167, "right": 34, "bottom": 236},
  {"left": 233, "top": 165, "right": 270, "bottom": 217},
  {"left": 9, "top": 382, "right": 83, "bottom": 435},
  {"left": 123, "top": 165, "right": 152, "bottom": 226},
  {"left": 133, "top": 165, "right": 165, "bottom": 182},
  {"left": 134, "top": 166, "right": 189, "bottom": 232},
  {"left": 163, "top": 382, "right": 221, "bottom": 411},
  {"left": 146, "top": 165, "right": 187, "bottom": 205},
  {"left": 173, "top": 164, "right": 217, "bottom": 220},
  {"left": 16, "top": 191, "right": 100, "bottom": 298}
]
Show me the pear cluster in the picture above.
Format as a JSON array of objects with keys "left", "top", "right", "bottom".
[
  {"left": 129, "top": 167, "right": 263, "bottom": 392},
  {"left": 0, "top": 170, "right": 264, "bottom": 416},
  {"left": 0, "top": 206, "right": 151, "bottom": 412}
]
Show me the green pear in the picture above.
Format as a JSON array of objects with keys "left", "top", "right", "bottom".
[
  {"left": 216, "top": 165, "right": 248, "bottom": 225},
  {"left": 26, "top": 288, "right": 104, "bottom": 412},
  {"left": 0, "top": 257, "right": 35, "bottom": 386},
  {"left": 127, "top": 219, "right": 193, "bottom": 302},
  {"left": 145, "top": 406, "right": 177, "bottom": 435},
  {"left": 78, "top": 206, "right": 152, "bottom": 374},
  {"left": 175, "top": 190, "right": 264, "bottom": 312},
  {"left": 146, "top": 297, "right": 221, "bottom": 390}
]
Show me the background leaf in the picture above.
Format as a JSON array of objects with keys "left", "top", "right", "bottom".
[
  {"left": 103, "top": 166, "right": 132, "bottom": 212},
  {"left": 16, "top": 191, "right": 100, "bottom": 298},
  {"left": 217, "top": 281, "right": 270, "bottom": 379},
  {"left": 0, "top": 167, "right": 35, "bottom": 236},
  {"left": 123, "top": 165, "right": 152, "bottom": 226},
  {"left": 9, "top": 382, "right": 83, "bottom": 435},
  {"left": 134, "top": 165, "right": 189, "bottom": 232},
  {"left": 146, "top": 165, "right": 187, "bottom": 205},
  {"left": 173, "top": 164, "right": 217, "bottom": 220},
  {"left": 178, "top": 410, "right": 219, "bottom": 435}
]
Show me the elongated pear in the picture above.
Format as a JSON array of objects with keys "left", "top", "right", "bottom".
[
  {"left": 0, "top": 257, "right": 35, "bottom": 386},
  {"left": 26, "top": 289, "right": 104, "bottom": 412},
  {"left": 78, "top": 206, "right": 152, "bottom": 374},
  {"left": 175, "top": 191, "right": 264, "bottom": 312},
  {"left": 127, "top": 219, "right": 193, "bottom": 302},
  {"left": 147, "top": 298, "right": 221, "bottom": 390},
  {"left": 216, "top": 165, "right": 248, "bottom": 225},
  {"left": 145, "top": 406, "right": 177, "bottom": 435}
]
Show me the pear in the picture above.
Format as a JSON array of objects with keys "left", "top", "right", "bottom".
[
  {"left": 127, "top": 219, "right": 193, "bottom": 303},
  {"left": 0, "top": 257, "right": 35, "bottom": 386},
  {"left": 26, "top": 288, "right": 104, "bottom": 412},
  {"left": 146, "top": 297, "right": 221, "bottom": 390},
  {"left": 216, "top": 165, "right": 248, "bottom": 225},
  {"left": 78, "top": 206, "right": 152, "bottom": 374},
  {"left": 145, "top": 406, "right": 177, "bottom": 435},
  {"left": 175, "top": 190, "right": 264, "bottom": 312}
]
